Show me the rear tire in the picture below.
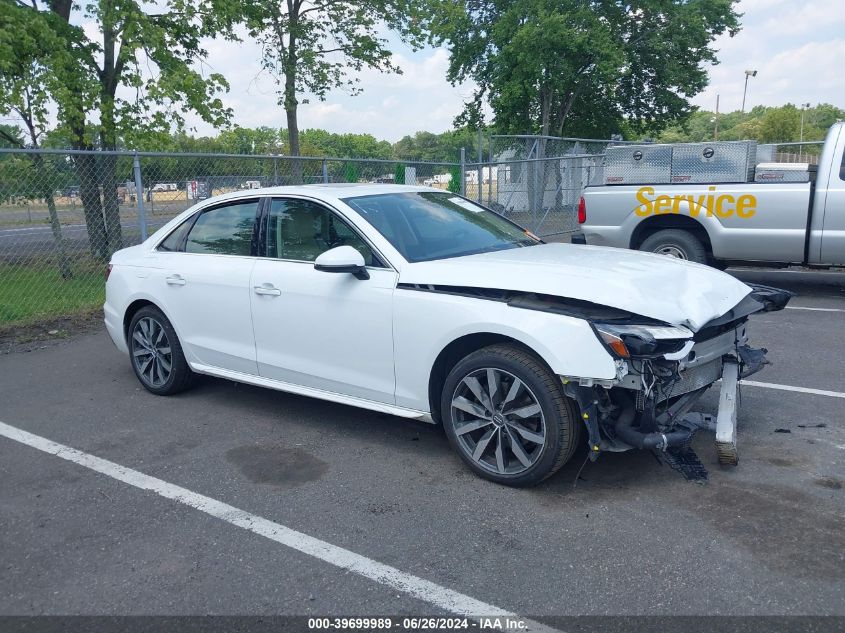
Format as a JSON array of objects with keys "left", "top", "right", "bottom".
[
  {"left": 128, "top": 305, "right": 195, "bottom": 396},
  {"left": 440, "top": 344, "right": 581, "bottom": 487},
  {"left": 639, "top": 229, "right": 708, "bottom": 264}
]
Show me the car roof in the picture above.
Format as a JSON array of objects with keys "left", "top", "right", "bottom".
[{"left": 206, "top": 183, "right": 437, "bottom": 204}]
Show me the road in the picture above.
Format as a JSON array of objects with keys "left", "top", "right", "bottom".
[
  {"left": 0, "top": 269, "right": 843, "bottom": 628},
  {"left": 0, "top": 219, "right": 173, "bottom": 262}
]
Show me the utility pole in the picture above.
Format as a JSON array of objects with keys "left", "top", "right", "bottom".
[{"left": 714, "top": 94, "right": 720, "bottom": 140}]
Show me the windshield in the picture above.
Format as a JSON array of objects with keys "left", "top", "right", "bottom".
[{"left": 342, "top": 191, "right": 540, "bottom": 262}]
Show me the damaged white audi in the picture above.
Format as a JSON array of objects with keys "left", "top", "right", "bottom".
[{"left": 104, "top": 184, "right": 791, "bottom": 486}]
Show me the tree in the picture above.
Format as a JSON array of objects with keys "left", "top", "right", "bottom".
[
  {"left": 447, "top": 166, "right": 461, "bottom": 193},
  {"left": 436, "top": 0, "right": 740, "bottom": 140},
  {"left": 393, "top": 162, "right": 406, "bottom": 184},
  {"left": 392, "top": 128, "right": 480, "bottom": 162},
  {"left": 759, "top": 105, "right": 801, "bottom": 143},
  {"left": 0, "top": 12, "right": 72, "bottom": 277},
  {"left": 242, "top": 0, "right": 429, "bottom": 182},
  {"left": 656, "top": 104, "right": 840, "bottom": 146},
  {"left": 299, "top": 129, "right": 393, "bottom": 159},
  {"left": 2, "top": 0, "right": 236, "bottom": 259}
]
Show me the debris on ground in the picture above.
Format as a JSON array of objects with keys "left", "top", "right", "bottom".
[{"left": 0, "top": 309, "right": 102, "bottom": 355}]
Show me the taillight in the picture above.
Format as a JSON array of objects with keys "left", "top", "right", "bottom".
[
  {"left": 105, "top": 264, "right": 113, "bottom": 281},
  {"left": 578, "top": 196, "right": 587, "bottom": 224}
]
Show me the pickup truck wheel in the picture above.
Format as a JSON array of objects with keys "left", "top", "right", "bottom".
[
  {"left": 639, "top": 229, "right": 708, "bottom": 264},
  {"left": 441, "top": 344, "right": 581, "bottom": 487}
]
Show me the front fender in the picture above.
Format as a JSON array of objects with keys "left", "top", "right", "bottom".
[{"left": 392, "top": 288, "right": 616, "bottom": 412}]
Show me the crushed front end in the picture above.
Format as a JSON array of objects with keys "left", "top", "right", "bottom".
[{"left": 559, "top": 284, "right": 792, "bottom": 481}]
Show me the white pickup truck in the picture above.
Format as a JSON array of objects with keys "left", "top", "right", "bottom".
[{"left": 573, "top": 122, "right": 845, "bottom": 267}]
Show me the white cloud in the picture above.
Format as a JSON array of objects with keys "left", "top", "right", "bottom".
[
  {"left": 693, "top": 0, "right": 845, "bottom": 112},
  {"left": 104, "top": 0, "right": 842, "bottom": 141},
  {"left": 186, "top": 36, "right": 475, "bottom": 141}
]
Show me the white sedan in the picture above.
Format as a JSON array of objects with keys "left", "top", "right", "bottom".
[{"left": 105, "top": 184, "right": 789, "bottom": 486}]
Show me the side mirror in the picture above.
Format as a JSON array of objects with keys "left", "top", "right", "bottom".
[{"left": 314, "top": 245, "right": 370, "bottom": 280}]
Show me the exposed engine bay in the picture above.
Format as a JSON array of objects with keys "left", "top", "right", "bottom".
[
  {"left": 399, "top": 278, "right": 792, "bottom": 481},
  {"left": 557, "top": 283, "right": 793, "bottom": 481}
]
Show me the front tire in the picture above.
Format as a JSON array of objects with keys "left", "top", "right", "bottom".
[
  {"left": 639, "top": 229, "right": 708, "bottom": 264},
  {"left": 128, "top": 305, "right": 195, "bottom": 396},
  {"left": 440, "top": 344, "right": 581, "bottom": 487}
]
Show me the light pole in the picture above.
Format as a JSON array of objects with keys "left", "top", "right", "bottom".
[
  {"left": 799, "top": 102, "right": 811, "bottom": 159},
  {"left": 712, "top": 94, "right": 720, "bottom": 140},
  {"left": 741, "top": 69, "right": 757, "bottom": 113}
]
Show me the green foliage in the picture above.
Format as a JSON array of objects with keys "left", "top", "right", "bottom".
[
  {"left": 300, "top": 130, "right": 393, "bottom": 159},
  {"left": 0, "top": 0, "right": 240, "bottom": 260},
  {"left": 0, "top": 0, "right": 236, "bottom": 150},
  {"left": 392, "top": 128, "right": 484, "bottom": 163},
  {"left": 433, "top": 0, "right": 740, "bottom": 139},
  {"left": 344, "top": 162, "right": 360, "bottom": 183},
  {"left": 656, "top": 103, "right": 843, "bottom": 145},
  {"left": 0, "top": 126, "right": 24, "bottom": 149},
  {"left": 241, "top": 0, "right": 432, "bottom": 161},
  {"left": 759, "top": 105, "right": 801, "bottom": 143},
  {"left": 447, "top": 166, "right": 461, "bottom": 193},
  {"left": 0, "top": 261, "right": 104, "bottom": 324}
]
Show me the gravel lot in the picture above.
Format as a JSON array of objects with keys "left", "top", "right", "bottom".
[{"left": 0, "top": 268, "right": 843, "bottom": 626}]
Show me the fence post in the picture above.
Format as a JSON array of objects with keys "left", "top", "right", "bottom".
[
  {"left": 488, "top": 130, "right": 493, "bottom": 207},
  {"left": 322, "top": 159, "right": 329, "bottom": 184},
  {"left": 133, "top": 153, "right": 148, "bottom": 242},
  {"left": 460, "top": 147, "right": 466, "bottom": 196},
  {"left": 477, "top": 128, "right": 483, "bottom": 204}
]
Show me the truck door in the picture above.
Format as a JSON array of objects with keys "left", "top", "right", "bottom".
[{"left": 819, "top": 126, "right": 845, "bottom": 265}]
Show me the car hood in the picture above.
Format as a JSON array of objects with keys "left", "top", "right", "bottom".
[{"left": 398, "top": 243, "right": 751, "bottom": 332}]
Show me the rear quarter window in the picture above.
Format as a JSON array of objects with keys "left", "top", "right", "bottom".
[{"left": 157, "top": 218, "right": 193, "bottom": 252}]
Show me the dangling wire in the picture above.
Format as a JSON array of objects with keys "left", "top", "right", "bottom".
[{"left": 572, "top": 452, "right": 592, "bottom": 489}]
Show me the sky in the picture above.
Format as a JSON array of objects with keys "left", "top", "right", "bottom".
[
  {"left": 690, "top": 0, "right": 845, "bottom": 115},
  {"left": 192, "top": 34, "right": 471, "bottom": 142},
  {"left": 186, "top": 0, "right": 845, "bottom": 141}
]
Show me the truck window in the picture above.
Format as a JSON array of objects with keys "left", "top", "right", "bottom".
[{"left": 840, "top": 148, "right": 845, "bottom": 181}]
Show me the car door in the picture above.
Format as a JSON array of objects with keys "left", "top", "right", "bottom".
[
  {"left": 249, "top": 196, "right": 398, "bottom": 404},
  {"left": 151, "top": 198, "right": 260, "bottom": 375}
]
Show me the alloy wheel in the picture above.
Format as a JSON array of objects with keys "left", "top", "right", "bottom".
[
  {"left": 131, "top": 317, "right": 173, "bottom": 388},
  {"left": 450, "top": 367, "right": 547, "bottom": 475}
]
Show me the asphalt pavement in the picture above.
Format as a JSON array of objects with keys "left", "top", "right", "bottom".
[{"left": 0, "top": 268, "right": 843, "bottom": 623}]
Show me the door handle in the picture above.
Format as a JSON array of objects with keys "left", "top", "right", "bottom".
[
  {"left": 253, "top": 284, "right": 281, "bottom": 296},
  {"left": 165, "top": 274, "right": 186, "bottom": 286}
]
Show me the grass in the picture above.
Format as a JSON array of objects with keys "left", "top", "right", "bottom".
[{"left": 0, "top": 260, "right": 105, "bottom": 325}]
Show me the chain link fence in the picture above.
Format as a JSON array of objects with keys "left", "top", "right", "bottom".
[
  {"left": 766, "top": 141, "right": 825, "bottom": 164},
  {"left": 463, "top": 135, "right": 613, "bottom": 237},
  {"left": 0, "top": 148, "right": 458, "bottom": 326},
  {"left": 1, "top": 138, "right": 824, "bottom": 327}
]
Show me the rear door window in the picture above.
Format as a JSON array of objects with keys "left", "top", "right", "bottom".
[{"left": 184, "top": 200, "right": 260, "bottom": 256}]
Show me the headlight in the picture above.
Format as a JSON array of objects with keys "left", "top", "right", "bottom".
[{"left": 592, "top": 323, "right": 693, "bottom": 359}]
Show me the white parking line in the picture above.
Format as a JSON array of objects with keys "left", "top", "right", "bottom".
[
  {"left": 0, "top": 420, "right": 554, "bottom": 632},
  {"left": 786, "top": 306, "right": 845, "bottom": 313},
  {"left": 741, "top": 380, "right": 845, "bottom": 399}
]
